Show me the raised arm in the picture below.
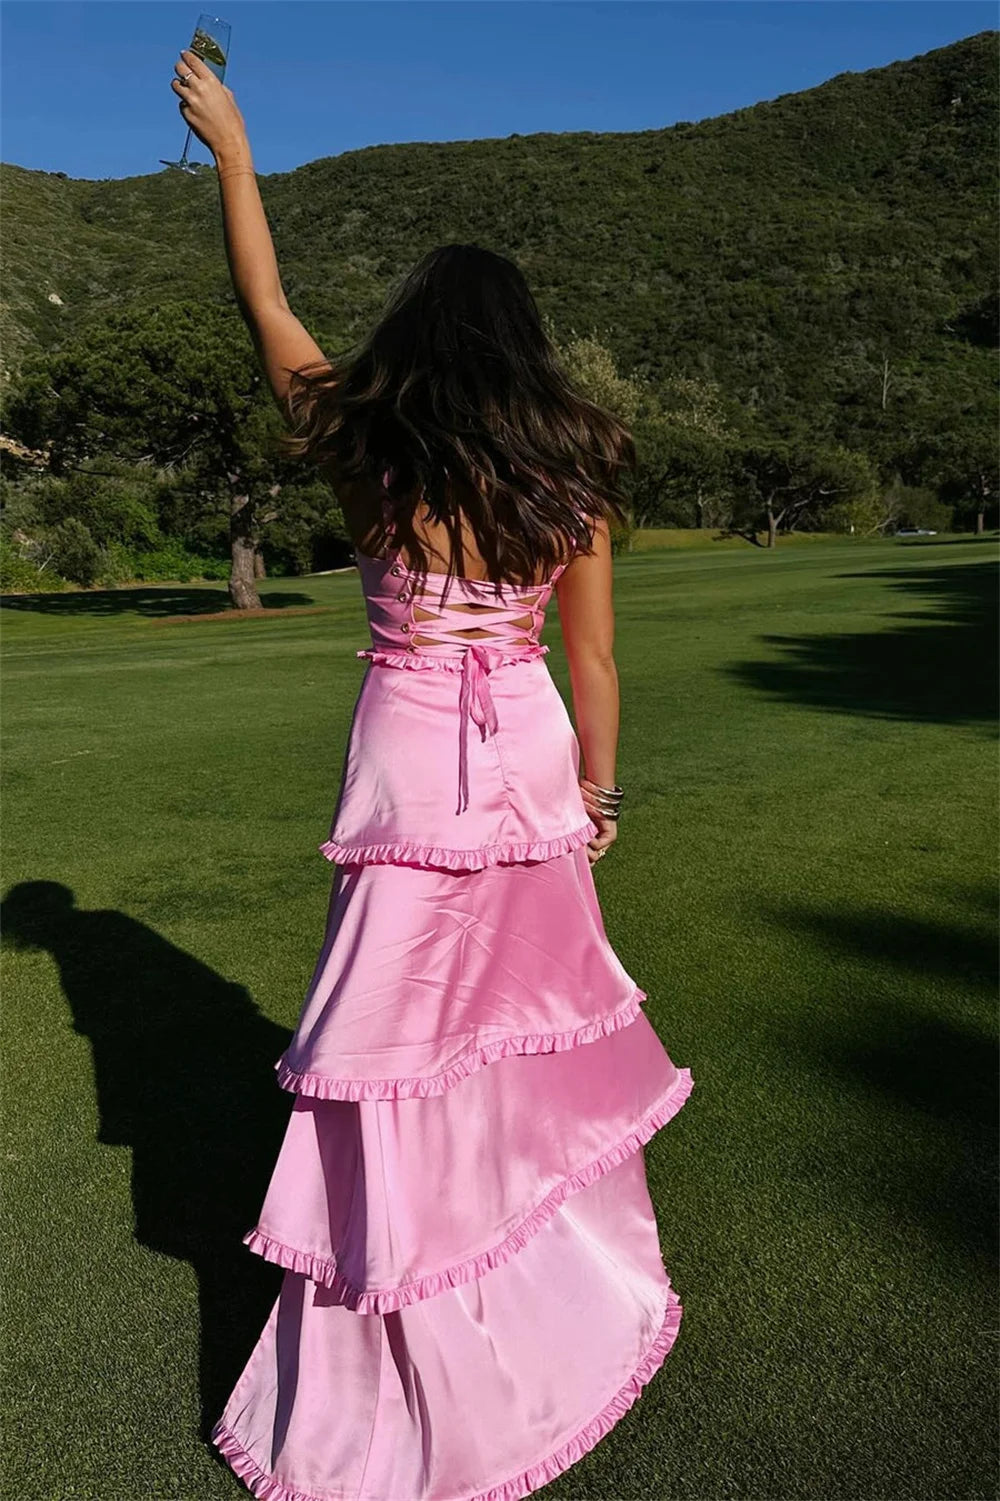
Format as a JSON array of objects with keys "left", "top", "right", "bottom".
[{"left": 171, "top": 48, "right": 331, "bottom": 417}]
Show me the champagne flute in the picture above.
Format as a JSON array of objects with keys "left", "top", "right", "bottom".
[{"left": 160, "top": 13, "right": 231, "bottom": 173}]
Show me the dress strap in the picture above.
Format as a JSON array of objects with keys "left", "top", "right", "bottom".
[
  {"left": 547, "top": 527, "right": 583, "bottom": 586},
  {"left": 548, "top": 550, "right": 572, "bottom": 586}
]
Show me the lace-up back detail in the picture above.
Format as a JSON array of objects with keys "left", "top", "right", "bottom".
[
  {"left": 366, "top": 556, "right": 559, "bottom": 654},
  {"left": 407, "top": 580, "right": 545, "bottom": 651},
  {"left": 353, "top": 495, "right": 575, "bottom": 662}
]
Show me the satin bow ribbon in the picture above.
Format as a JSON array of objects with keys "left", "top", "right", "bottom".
[{"left": 456, "top": 643, "right": 507, "bottom": 814}]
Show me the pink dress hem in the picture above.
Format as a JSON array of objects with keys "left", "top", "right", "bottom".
[
  {"left": 318, "top": 819, "right": 600, "bottom": 872},
  {"left": 241, "top": 1065, "right": 693, "bottom": 1311},
  {"left": 210, "top": 1283, "right": 683, "bottom": 1501},
  {"left": 274, "top": 985, "right": 647, "bottom": 1100}
]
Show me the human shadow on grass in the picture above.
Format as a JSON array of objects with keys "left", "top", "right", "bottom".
[
  {"left": 0, "top": 878, "right": 339, "bottom": 1460},
  {"left": 0, "top": 586, "right": 321, "bottom": 619},
  {"left": 727, "top": 560, "right": 998, "bottom": 727},
  {"left": 761, "top": 891, "right": 998, "bottom": 1262}
]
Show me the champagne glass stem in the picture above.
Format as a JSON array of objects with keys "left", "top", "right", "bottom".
[{"left": 179, "top": 125, "right": 193, "bottom": 165}]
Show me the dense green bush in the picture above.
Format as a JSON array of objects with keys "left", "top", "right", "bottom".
[
  {"left": 608, "top": 514, "right": 637, "bottom": 555},
  {"left": 93, "top": 540, "right": 140, "bottom": 588},
  {"left": 0, "top": 527, "right": 232, "bottom": 591},
  {"left": 0, "top": 532, "right": 66, "bottom": 593},
  {"left": 888, "top": 483, "right": 954, "bottom": 533},
  {"left": 29, "top": 462, "right": 164, "bottom": 550},
  {"left": 103, "top": 543, "right": 231, "bottom": 582},
  {"left": 48, "top": 516, "right": 102, "bottom": 586}
]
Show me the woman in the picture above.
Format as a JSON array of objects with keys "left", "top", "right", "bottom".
[{"left": 173, "top": 50, "right": 694, "bottom": 1501}]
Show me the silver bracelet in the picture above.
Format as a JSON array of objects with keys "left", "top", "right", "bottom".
[
  {"left": 579, "top": 776, "right": 624, "bottom": 819},
  {"left": 579, "top": 780, "right": 618, "bottom": 804},
  {"left": 580, "top": 776, "right": 624, "bottom": 800}
]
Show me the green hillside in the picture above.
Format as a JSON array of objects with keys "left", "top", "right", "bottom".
[
  {"left": 0, "top": 32, "right": 996, "bottom": 594},
  {"left": 3, "top": 31, "right": 997, "bottom": 419}
]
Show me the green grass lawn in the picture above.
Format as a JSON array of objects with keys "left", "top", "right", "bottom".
[
  {"left": 2, "top": 534, "right": 997, "bottom": 1501},
  {"left": 630, "top": 526, "right": 855, "bottom": 551}
]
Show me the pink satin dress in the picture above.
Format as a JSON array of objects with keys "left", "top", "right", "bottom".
[{"left": 210, "top": 511, "right": 695, "bottom": 1501}]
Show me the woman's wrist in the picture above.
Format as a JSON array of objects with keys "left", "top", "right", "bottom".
[
  {"left": 580, "top": 769, "right": 619, "bottom": 792},
  {"left": 214, "top": 136, "right": 254, "bottom": 172}
]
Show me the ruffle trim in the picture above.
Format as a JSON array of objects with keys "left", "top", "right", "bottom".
[
  {"left": 357, "top": 644, "right": 551, "bottom": 671},
  {"left": 273, "top": 986, "right": 647, "bottom": 1101},
  {"left": 209, "top": 1285, "right": 683, "bottom": 1501},
  {"left": 318, "top": 819, "right": 600, "bottom": 872},
  {"left": 241, "top": 1067, "right": 693, "bottom": 1313}
]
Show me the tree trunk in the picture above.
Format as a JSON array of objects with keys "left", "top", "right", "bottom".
[
  {"left": 253, "top": 543, "right": 267, "bottom": 579},
  {"left": 977, "top": 510, "right": 985, "bottom": 535},
  {"left": 229, "top": 486, "right": 262, "bottom": 610},
  {"left": 767, "top": 508, "right": 778, "bottom": 548}
]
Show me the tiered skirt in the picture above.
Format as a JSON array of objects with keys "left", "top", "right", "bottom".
[{"left": 210, "top": 843, "right": 694, "bottom": 1501}]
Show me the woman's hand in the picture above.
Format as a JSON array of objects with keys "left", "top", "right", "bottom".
[
  {"left": 171, "top": 49, "right": 248, "bottom": 160},
  {"left": 580, "top": 777, "right": 621, "bottom": 866},
  {"left": 586, "top": 814, "right": 619, "bottom": 866}
]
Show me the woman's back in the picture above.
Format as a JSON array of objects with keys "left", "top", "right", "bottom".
[{"left": 335, "top": 468, "right": 579, "bottom": 590}]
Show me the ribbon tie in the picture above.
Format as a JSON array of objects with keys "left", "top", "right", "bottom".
[{"left": 457, "top": 643, "right": 506, "bottom": 815}]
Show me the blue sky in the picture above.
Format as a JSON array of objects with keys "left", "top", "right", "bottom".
[{"left": 1, "top": 1, "right": 995, "bottom": 181}]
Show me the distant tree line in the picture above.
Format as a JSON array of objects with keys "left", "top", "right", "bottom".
[{"left": 0, "top": 294, "right": 994, "bottom": 602}]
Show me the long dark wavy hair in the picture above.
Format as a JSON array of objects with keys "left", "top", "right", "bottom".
[{"left": 277, "top": 244, "right": 635, "bottom": 588}]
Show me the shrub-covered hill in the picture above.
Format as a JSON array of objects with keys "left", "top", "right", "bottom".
[{"left": 2, "top": 30, "right": 996, "bottom": 437}]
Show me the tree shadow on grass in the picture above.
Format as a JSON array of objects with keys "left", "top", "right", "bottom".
[
  {"left": 889, "top": 535, "right": 999, "bottom": 549},
  {"left": 0, "top": 879, "right": 326, "bottom": 1471},
  {"left": 726, "top": 561, "right": 998, "bottom": 727},
  {"left": 780, "top": 899, "right": 997, "bottom": 997},
  {"left": 762, "top": 889, "right": 998, "bottom": 1262},
  {"left": 0, "top": 586, "right": 322, "bottom": 619}
]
